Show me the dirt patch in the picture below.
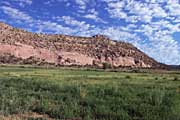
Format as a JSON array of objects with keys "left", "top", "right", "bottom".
[{"left": 0, "top": 112, "right": 53, "bottom": 120}]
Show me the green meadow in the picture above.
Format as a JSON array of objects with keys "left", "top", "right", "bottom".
[{"left": 0, "top": 66, "right": 179, "bottom": 120}]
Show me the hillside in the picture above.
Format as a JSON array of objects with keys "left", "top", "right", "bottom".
[{"left": 0, "top": 22, "right": 165, "bottom": 68}]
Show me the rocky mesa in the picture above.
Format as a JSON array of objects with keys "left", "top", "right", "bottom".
[{"left": 0, "top": 22, "right": 165, "bottom": 68}]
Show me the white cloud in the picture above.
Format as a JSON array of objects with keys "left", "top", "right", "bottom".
[
  {"left": 84, "top": 14, "right": 107, "bottom": 24},
  {"left": 105, "top": 1, "right": 127, "bottom": 19},
  {"left": 55, "top": 16, "right": 85, "bottom": 26},
  {"left": 165, "top": 1, "right": 180, "bottom": 16},
  {"left": 108, "top": 1, "right": 124, "bottom": 8},
  {"left": 84, "top": 14, "right": 97, "bottom": 20},
  {"left": 37, "top": 21, "right": 75, "bottom": 34},
  {"left": 125, "top": 15, "right": 139, "bottom": 23},
  {"left": 0, "top": 6, "right": 75, "bottom": 34},
  {"left": 44, "top": 0, "right": 54, "bottom": 5},
  {"left": 105, "top": 0, "right": 168, "bottom": 23},
  {"left": 174, "top": 17, "right": 180, "bottom": 23},
  {"left": 145, "top": 35, "right": 180, "bottom": 65},
  {"left": 1, "top": 6, "right": 33, "bottom": 22},
  {"left": 12, "top": 0, "right": 32, "bottom": 7},
  {"left": 0, "top": 1, "right": 11, "bottom": 6},
  {"left": 133, "top": 21, "right": 180, "bottom": 64},
  {"left": 74, "top": 0, "right": 89, "bottom": 10},
  {"left": 53, "top": 16, "right": 92, "bottom": 32},
  {"left": 150, "top": 4, "right": 167, "bottom": 18},
  {"left": 126, "top": 1, "right": 153, "bottom": 23},
  {"left": 82, "top": 9, "right": 107, "bottom": 23},
  {"left": 43, "top": 0, "right": 69, "bottom": 6},
  {"left": 102, "top": 27, "right": 141, "bottom": 46}
]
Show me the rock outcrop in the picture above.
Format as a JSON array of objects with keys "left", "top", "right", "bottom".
[{"left": 0, "top": 22, "right": 165, "bottom": 68}]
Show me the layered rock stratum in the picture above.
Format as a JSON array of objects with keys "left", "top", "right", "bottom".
[{"left": 0, "top": 22, "right": 165, "bottom": 68}]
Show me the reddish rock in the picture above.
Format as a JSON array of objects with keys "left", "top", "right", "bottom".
[{"left": 0, "top": 22, "right": 166, "bottom": 68}]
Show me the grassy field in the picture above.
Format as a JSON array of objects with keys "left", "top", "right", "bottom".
[{"left": 0, "top": 66, "right": 179, "bottom": 120}]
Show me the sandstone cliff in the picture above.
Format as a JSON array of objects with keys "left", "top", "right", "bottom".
[{"left": 0, "top": 22, "right": 165, "bottom": 68}]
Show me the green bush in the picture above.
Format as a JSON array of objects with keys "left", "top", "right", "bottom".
[
  {"left": 102, "top": 62, "right": 111, "bottom": 69},
  {"left": 125, "top": 75, "right": 131, "bottom": 79},
  {"left": 173, "top": 76, "right": 179, "bottom": 81}
]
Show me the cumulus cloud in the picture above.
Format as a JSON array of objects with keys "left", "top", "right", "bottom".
[
  {"left": 74, "top": 0, "right": 89, "bottom": 10},
  {"left": 102, "top": 27, "right": 141, "bottom": 44},
  {"left": 12, "top": 0, "right": 32, "bottom": 7},
  {"left": 54, "top": 16, "right": 86, "bottom": 26},
  {"left": 37, "top": 21, "right": 75, "bottom": 34},
  {"left": 53, "top": 16, "right": 92, "bottom": 32},
  {"left": 165, "top": 0, "right": 180, "bottom": 16},
  {"left": 1, "top": 6, "right": 33, "bottom": 22},
  {"left": 83, "top": 9, "right": 107, "bottom": 24},
  {"left": 0, "top": 6, "right": 75, "bottom": 34},
  {"left": 104, "top": 0, "right": 168, "bottom": 23},
  {"left": 144, "top": 35, "right": 180, "bottom": 64}
]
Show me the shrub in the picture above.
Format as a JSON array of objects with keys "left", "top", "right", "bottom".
[
  {"left": 131, "top": 69, "right": 140, "bottom": 73},
  {"left": 176, "top": 86, "right": 180, "bottom": 93},
  {"left": 173, "top": 76, "right": 179, "bottom": 81},
  {"left": 125, "top": 75, "right": 131, "bottom": 79},
  {"left": 163, "top": 77, "right": 166, "bottom": 80},
  {"left": 102, "top": 62, "right": 111, "bottom": 69}
]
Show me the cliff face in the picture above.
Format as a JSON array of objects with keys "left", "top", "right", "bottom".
[{"left": 0, "top": 22, "right": 164, "bottom": 68}]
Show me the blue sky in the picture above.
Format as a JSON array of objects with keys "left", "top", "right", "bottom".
[{"left": 0, "top": 0, "right": 180, "bottom": 65}]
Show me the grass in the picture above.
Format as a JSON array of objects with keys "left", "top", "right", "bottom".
[{"left": 0, "top": 66, "right": 179, "bottom": 120}]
